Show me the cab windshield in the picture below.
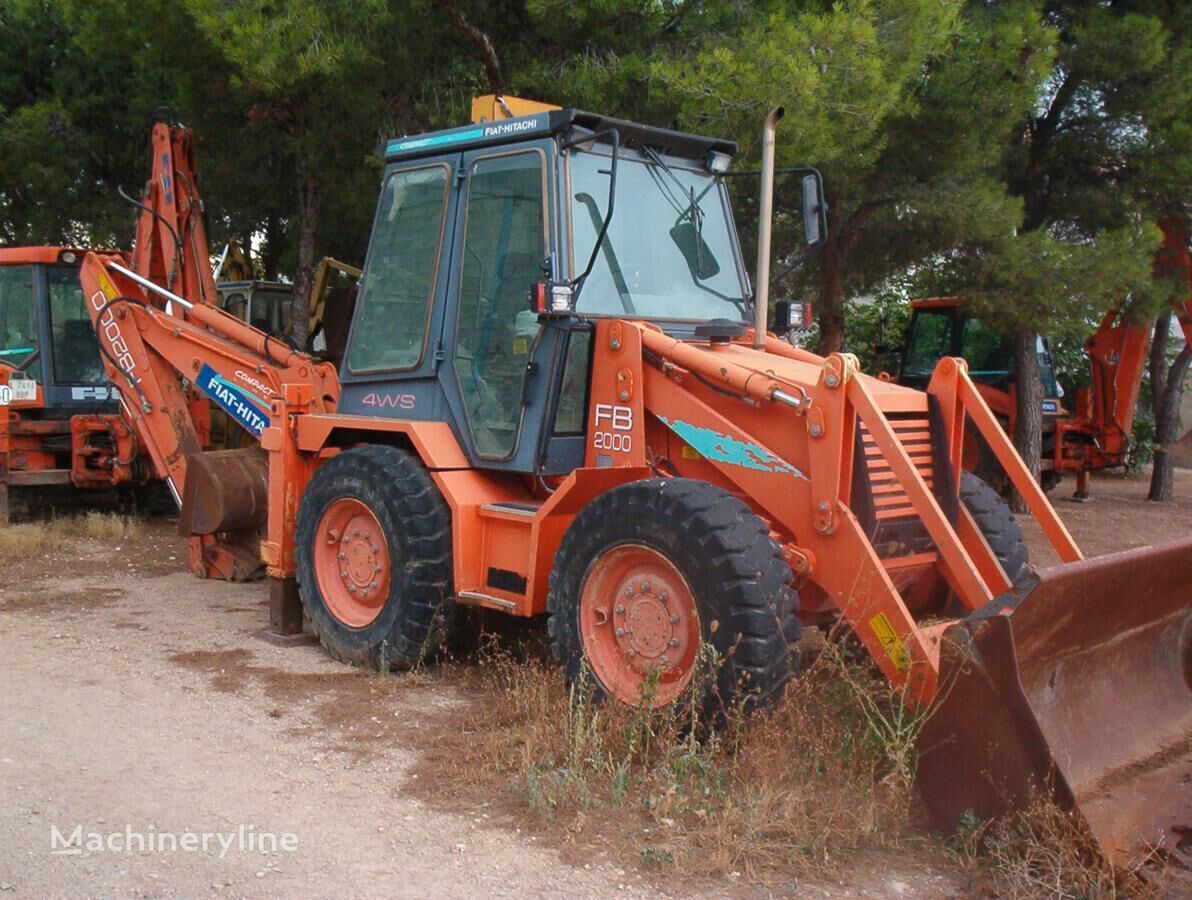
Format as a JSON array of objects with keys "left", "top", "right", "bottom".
[
  {"left": 569, "top": 149, "right": 748, "bottom": 322},
  {"left": 46, "top": 265, "right": 104, "bottom": 384}
]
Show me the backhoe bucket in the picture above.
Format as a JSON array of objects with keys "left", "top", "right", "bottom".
[
  {"left": 178, "top": 448, "right": 270, "bottom": 535},
  {"left": 917, "top": 538, "right": 1192, "bottom": 865}
]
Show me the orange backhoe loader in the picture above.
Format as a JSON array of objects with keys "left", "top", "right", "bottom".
[
  {"left": 80, "top": 100, "right": 1189, "bottom": 866},
  {"left": 896, "top": 223, "right": 1192, "bottom": 497},
  {"left": 0, "top": 246, "right": 150, "bottom": 521}
]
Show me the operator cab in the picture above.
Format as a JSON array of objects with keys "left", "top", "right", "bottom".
[
  {"left": 900, "top": 299, "right": 1063, "bottom": 414},
  {"left": 0, "top": 248, "right": 113, "bottom": 412},
  {"left": 338, "top": 107, "right": 770, "bottom": 474},
  {"left": 216, "top": 280, "right": 295, "bottom": 340}
]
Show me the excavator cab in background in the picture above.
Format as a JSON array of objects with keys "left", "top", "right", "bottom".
[
  {"left": 214, "top": 244, "right": 361, "bottom": 365},
  {"left": 80, "top": 103, "right": 1190, "bottom": 868},
  {"left": 899, "top": 299, "right": 1063, "bottom": 401},
  {"left": 897, "top": 298, "right": 1066, "bottom": 490},
  {"left": 893, "top": 223, "right": 1191, "bottom": 498},
  {"left": 0, "top": 247, "right": 147, "bottom": 520}
]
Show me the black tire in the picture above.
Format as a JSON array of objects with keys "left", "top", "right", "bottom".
[
  {"left": 295, "top": 445, "right": 455, "bottom": 669},
  {"left": 964, "top": 421, "right": 1009, "bottom": 496},
  {"left": 547, "top": 478, "right": 800, "bottom": 719},
  {"left": 959, "top": 470, "right": 1029, "bottom": 585}
]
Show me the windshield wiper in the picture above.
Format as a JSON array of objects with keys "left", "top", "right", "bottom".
[{"left": 1, "top": 345, "right": 40, "bottom": 374}]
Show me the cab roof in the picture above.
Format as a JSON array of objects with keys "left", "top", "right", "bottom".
[
  {"left": 0, "top": 246, "right": 88, "bottom": 266},
  {"left": 385, "top": 109, "right": 736, "bottom": 165}
]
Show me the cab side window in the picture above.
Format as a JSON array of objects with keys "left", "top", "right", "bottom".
[
  {"left": 903, "top": 310, "right": 953, "bottom": 377},
  {"left": 348, "top": 165, "right": 451, "bottom": 372},
  {"left": 47, "top": 265, "right": 104, "bottom": 384}
]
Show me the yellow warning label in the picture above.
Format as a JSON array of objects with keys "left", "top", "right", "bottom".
[
  {"left": 95, "top": 268, "right": 118, "bottom": 301},
  {"left": 869, "top": 612, "right": 911, "bottom": 671},
  {"left": 680, "top": 444, "right": 702, "bottom": 460},
  {"left": 512, "top": 338, "right": 528, "bottom": 355}
]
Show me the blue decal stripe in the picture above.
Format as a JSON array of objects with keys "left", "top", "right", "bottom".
[
  {"left": 387, "top": 128, "right": 485, "bottom": 154},
  {"left": 386, "top": 114, "right": 551, "bottom": 157},
  {"left": 657, "top": 417, "right": 806, "bottom": 478}
]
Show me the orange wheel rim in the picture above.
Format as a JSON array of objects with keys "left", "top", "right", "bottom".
[
  {"left": 579, "top": 544, "right": 700, "bottom": 707},
  {"left": 314, "top": 498, "right": 391, "bottom": 628}
]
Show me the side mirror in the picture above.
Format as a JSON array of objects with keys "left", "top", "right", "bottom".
[
  {"left": 772, "top": 299, "right": 813, "bottom": 334},
  {"left": 802, "top": 173, "right": 825, "bottom": 246}
]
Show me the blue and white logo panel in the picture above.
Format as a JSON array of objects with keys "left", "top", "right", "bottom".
[{"left": 196, "top": 364, "right": 270, "bottom": 438}]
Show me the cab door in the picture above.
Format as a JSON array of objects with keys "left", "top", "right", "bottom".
[
  {"left": 443, "top": 142, "right": 570, "bottom": 470},
  {"left": 0, "top": 263, "right": 44, "bottom": 389}
]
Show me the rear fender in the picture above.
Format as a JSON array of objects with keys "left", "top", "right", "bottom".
[{"left": 294, "top": 414, "right": 468, "bottom": 469}]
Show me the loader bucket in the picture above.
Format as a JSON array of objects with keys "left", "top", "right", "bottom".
[{"left": 917, "top": 538, "right": 1192, "bottom": 866}]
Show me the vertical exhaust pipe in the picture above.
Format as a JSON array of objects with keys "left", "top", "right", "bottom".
[{"left": 753, "top": 106, "right": 784, "bottom": 349}]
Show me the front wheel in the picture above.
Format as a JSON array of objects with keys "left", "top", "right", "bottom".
[
  {"left": 547, "top": 478, "right": 799, "bottom": 718},
  {"left": 295, "top": 445, "right": 455, "bottom": 669}
]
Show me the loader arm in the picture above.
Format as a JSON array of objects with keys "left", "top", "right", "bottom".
[
  {"left": 627, "top": 324, "right": 1081, "bottom": 698},
  {"left": 612, "top": 319, "right": 1187, "bottom": 863}
]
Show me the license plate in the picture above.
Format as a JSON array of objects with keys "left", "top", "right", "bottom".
[{"left": 0, "top": 378, "right": 36, "bottom": 404}]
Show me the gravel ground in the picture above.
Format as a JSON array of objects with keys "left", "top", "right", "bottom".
[{"left": 1, "top": 467, "right": 1187, "bottom": 897}]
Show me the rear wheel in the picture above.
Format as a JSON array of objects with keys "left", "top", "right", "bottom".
[
  {"left": 295, "top": 445, "right": 455, "bottom": 669},
  {"left": 959, "top": 470, "right": 1029, "bottom": 585},
  {"left": 547, "top": 478, "right": 799, "bottom": 718}
]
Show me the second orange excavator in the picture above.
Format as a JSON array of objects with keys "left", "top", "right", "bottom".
[{"left": 896, "top": 222, "right": 1192, "bottom": 497}]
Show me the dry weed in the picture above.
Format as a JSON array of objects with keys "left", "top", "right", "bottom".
[
  {"left": 0, "top": 513, "right": 141, "bottom": 561},
  {"left": 49, "top": 511, "right": 141, "bottom": 541},
  {"left": 420, "top": 633, "right": 927, "bottom": 880},
  {"left": 0, "top": 524, "right": 47, "bottom": 556},
  {"left": 947, "top": 798, "right": 1139, "bottom": 898}
]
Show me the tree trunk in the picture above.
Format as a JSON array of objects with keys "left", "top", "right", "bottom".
[
  {"left": 1147, "top": 313, "right": 1192, "bottom": 502},
  {"left": 291, "top": 162, "right": 320, "bottom": 346},
  {"left": 1011, "top": 330, "right": 1043, "bottom": 513},
  {"left": 444, "top": 3, "right": 505, "bottom": 93},
  {"left": 815, "top": 240, "right": 847, "bottom": 354},
  {"left": 259, "top": 214, "right": 284, "bottom": 280}
]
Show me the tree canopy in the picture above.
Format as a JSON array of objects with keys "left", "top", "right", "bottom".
[{"left": 1, "top": 1, "right": 1187, "bottom": 476}]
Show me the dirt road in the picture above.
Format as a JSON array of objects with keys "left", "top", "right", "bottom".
[
  {"left": 1, "top": 469, "right": 1187, "bottom": 897},
  {"left": 1, "top": 566, "right": 678, "bottom": 898},
  {"left": 0, "top": 542, "right": 958, "bottom": 897}
]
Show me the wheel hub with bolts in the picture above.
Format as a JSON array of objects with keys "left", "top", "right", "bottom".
[
  {"left": 314, "top": 497, "right": 391, "bottom": 628},
  {"left": 579, "top": 544, "right": 700, "bottom": 706}
]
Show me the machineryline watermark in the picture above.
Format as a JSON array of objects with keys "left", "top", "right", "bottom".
[{"left": 50, "top": 824, "right": 298, "bottom": 858}]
